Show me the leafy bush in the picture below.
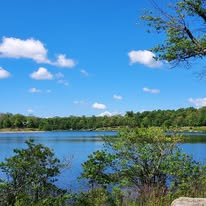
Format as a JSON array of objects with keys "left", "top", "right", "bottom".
[{"left": 0, "top": 139, "right": 69, "bottom": 206}]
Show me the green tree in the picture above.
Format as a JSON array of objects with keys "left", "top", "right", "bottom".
[
  {"left": 80, "top": 150, "right": 116, "bottom": 189},
  {"left": 141, "top": 0, "right": 206, "bottom": 68},
  {"left": 0, "top": 139, "right": 68, "bottom": 205},
  {"left": 81, "top": 128, "right": 204, "bottom": 204},
  {"left": 2, "top": 118, "right": 11, "bottom": 128}
]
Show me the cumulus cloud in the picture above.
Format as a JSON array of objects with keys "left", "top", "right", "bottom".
[
  {"left": 0, "top": 37, "right": 49, "bottom": 63},
  {"left": 0, "top": 67, "right": 10, "bottom": 79},
  {"left": 143, "top": 87, "right": 160, "bottom": 94},
  {"left": 128, "top": 50, "right": 162, "bottom": 68},
  {"left": 92, "top": 102, "right": 107, "bottom": 110},
  {"left": 113, "top": 94, "right": 122, "bottom": 100},
  {"left": 97, "top": 111, "right": 121, "bottom": 117},
  {"left": 80, "top": 69, "right": 89, "bottom": 76},
  {"left": 52, "top": 54, "right": 76, "bottom": 68},
  {"left": 29, "top": 88, "right": 41, "bottom": 93},
  {"left": 30, "top": 67, "right": 53, "bottom": 80},
  {"left": 57, "top": 79, "right": 69, "bottom": 86},
  {"left": 189, "top": 98, "right": 206, "bottom": 108},
  {"left": 0, "top": 37, "right": 76, "bottom": 68},
  {"left": 98, "top": 111, "right": 113, "bottom": 117}
]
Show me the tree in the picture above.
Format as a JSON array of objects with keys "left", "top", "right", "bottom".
[
  {"left": 141, "top": 0, "right": 206, "bottom": 69},
  {"left": 80, "top": 128, "right": 204, "bottom": 204},
  {"left": 2, "top": 118, "right": 11, "bottom": 128},
  {"left": 0, "top": 139, "right": 68, "bottom": 205},
  {"left": 80, "top": 150, "right": 116, "bottom": 189}
]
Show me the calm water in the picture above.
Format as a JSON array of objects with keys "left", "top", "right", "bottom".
[{"left": 0, "top": 131, "right": 206, "bottom": 190}]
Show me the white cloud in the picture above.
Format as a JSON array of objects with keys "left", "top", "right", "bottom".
[
  {"left": 0, "top": 67, "right": 10, "bottom": 79},
  {"left": 98, "top": 111, "right": 113, "bottom": 117},
  {"left": 53, "top": 54, "right": 76, "bottom": 68},
  {"left": 128, "top": 50, "right": 162, "bottom": 68},
  {"left": 80, "top": 69, "right": 89, "bottom": 76},
  {"left": 55, "top": 72, "right": 68, "bottom": 86},
  {"left": 113, "top": 94, "right": 122, "bottom": 100},
  {"left": 27, "top": 109, "right": 34, "bottom": 114},
  {"left": 73, "top": 100, "right": 86, "bottom": 105},
  {"left": 30, "top": 67, "right": 53, "bottom": 80},
  {"left": 189, "top": 98, "right": 206, "bottom": 108},
  {"left": 57, "top": 79, "right": 69, "bottom": 86},
  {"left": 0, "top": 37, "right": 49, "bottom": 63},
  {"left": 143, "top": 87, "right": 160, "bottom": 94},
  {"left": 29, "top": 88, "right": 41, "bottom": 93},
  {"left": 55, "top": 72, "right": 64, "bottom": 79},
  {"left": 97, "top": 111, "right": 121, "bottom": 117},
  {"left": 0, "top": 37, "right": 76, "bottom": 68},
  {"left": 92, "top": 102, "right": 107, "bottom": 110},
  {"left": 29, "top": 88, "right": 51, "bottom": 93}
]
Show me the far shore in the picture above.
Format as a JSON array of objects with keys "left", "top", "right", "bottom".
[
  {"left": 1, "top": 126, "right": 206, "bottom": 133},
  {"left": 0, "top": 129, "right": 46, "bottom": 133},
  {"left": 0, "top": 128, "right": 118, "bottom": 133},
  {"left": 0, "top": 131, "right": 46, "bottom": 134}
]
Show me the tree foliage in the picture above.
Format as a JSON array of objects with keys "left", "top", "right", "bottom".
[
  {"left": 141, "top": 0, "right": 206, "bottom": 68},
  {"left": 80, "top": 150, "right": 116, "bottom": 188},
  {"left": 1, "top": 107, "right": 206, "bottom": 131},
  {"left": 80, "top": 128, "right": 206, "bottom": 204},
  {"left": 0, "top": 139, "right": 68, "bottom": 205}
]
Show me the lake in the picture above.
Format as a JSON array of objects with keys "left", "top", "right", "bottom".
[{"left": 0, "top": 131, "right": 206, "bottom": 191}]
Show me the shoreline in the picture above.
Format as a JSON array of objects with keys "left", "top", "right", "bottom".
[
  {"left": 1, "top": 126, "right": 206, "bottom": 134},
  {"left": 0, "top": 128, "right": 118, "bottom": 133},
  {"left": 0, "top": 130, "right": 46, "bottom": 134}
]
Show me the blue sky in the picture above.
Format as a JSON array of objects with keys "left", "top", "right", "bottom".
[{"left": 0, "top": 0, "right": 205, "bottom": 117}]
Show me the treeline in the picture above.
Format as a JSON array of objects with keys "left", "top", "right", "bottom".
[{"left": 1, "top": 107, "right": 206, "bottom": 130}]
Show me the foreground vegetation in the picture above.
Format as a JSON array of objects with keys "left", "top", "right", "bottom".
[
  {"left": 1, "top": 128, "right": 206, "bottom": 206},
  {"left": 1, "top": 107, "right": 206, "bottom": 131}
]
